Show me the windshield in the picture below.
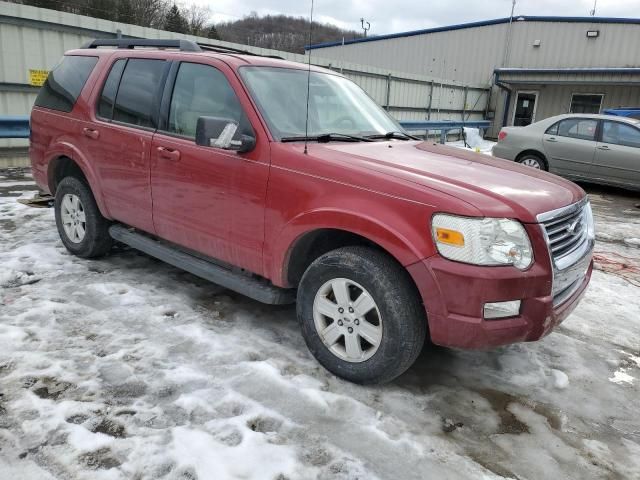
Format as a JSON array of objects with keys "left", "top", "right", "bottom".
[{"left": 240, "top": 66, "right": 403, "bottom": 140}]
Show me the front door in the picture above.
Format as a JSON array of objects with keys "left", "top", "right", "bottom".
[
  {"left": 592, "top": 120, "right": 640, "bottom": 187},
  {"left": 543, "top": 117, "right": 598, "bottom": 177},
  {"left": 150, "top": 60, "right": 270, "bottom": 275},
  {"left": 512, "top": 92, "right": 538, "bottom": 126}
]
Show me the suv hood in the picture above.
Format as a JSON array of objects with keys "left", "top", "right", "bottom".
[{"left": 320, "top": 141, "right": 585, "bottom": 223}]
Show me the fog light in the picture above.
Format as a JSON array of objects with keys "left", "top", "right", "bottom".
[{"left": 483, "top": 300, "right": 521, "bottom": 319}]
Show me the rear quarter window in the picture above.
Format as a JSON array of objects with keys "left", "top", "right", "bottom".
[{"left": 34, "top": 55, "right": 98, "bottom": 112}]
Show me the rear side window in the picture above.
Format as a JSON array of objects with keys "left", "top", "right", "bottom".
[
  {"left": 97, "top": 59, "right": 126, "bottom": 119},
  {"left": 34, "top": 55, "right": 98, "bottom": 112},
  {"left": 113, "top": 59, "right": 166, "bottom": 128},
  {"left": 556, "top": 118, "right": 598, "bottom": 141}
]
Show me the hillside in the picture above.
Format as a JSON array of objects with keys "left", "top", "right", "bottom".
[{"left": 217, "top": 13, "right": 363, "bottom": 53}]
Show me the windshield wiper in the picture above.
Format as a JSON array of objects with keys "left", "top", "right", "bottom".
[
  {"left": 364, "top": 131, "right": 419, "bottom": 141},
  {"left": 281, "top": 133, "right": 374, "bottom": 143}
]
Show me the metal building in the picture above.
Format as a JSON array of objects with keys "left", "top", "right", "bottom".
[
  {"left": 308, "top": 16, "right": 640, "bottom": 136},
  {"left": 0, "top": 1, "right": 489, "bottom": 166}
]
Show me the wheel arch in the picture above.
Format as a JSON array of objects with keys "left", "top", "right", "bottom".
[
  {"left": 270, "top": 210, "right": 430, "bottom": 288},
  {"left": 47, "top": 154, "right": 110, "bottom": 218}
]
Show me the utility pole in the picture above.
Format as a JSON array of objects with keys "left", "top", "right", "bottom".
[{"left": 360, "top": 18, "right": 370, "bottom": 37}]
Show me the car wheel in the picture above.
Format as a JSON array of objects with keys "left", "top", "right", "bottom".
[
  {"left": 517, "top": 154, "right": 546, "bottom": 170},
  {"left": 54, "top": 176, "right": 113, "bottom": 258},
  {"left": 297, "top": 246, "right": 427, "bottom": 384}
]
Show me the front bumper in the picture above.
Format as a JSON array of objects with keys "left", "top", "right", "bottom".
[{"left": 407, "top": 244, "right": 593, "bottom": 350}]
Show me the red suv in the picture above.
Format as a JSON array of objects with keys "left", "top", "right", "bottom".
[{"left": 29, "top": 39, "right": 594, "bottom": 384}]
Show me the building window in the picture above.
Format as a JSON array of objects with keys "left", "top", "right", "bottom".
[{"left": 570, "top": 94, "right": 603, "bottom": 114}]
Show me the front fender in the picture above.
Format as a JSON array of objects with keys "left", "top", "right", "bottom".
[{"left": 267, "top": 207, "right": 435, "bottom": 287}]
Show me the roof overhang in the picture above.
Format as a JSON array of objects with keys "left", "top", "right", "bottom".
[
  {"left": 494, "top": 67, "right": 640, "bottom": 86},
  {"left": 307, "top": 16, "right": 640, "bottom": 50}
]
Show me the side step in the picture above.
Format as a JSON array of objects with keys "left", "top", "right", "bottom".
[{"left": 109, "top": 225, "right": 296, "bottom": 305}]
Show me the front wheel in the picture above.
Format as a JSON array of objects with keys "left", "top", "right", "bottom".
[{"left": 297, "top": 246, "right": 427, "bottom": 384}]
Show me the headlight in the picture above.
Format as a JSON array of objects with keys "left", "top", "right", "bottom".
[{"left": 431, "top": 214, "right": 533, "bottom": 270}]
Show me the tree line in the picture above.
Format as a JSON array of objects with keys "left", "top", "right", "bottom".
[{"left": 10, "top": 1, "right": 364, "bottom": 52}]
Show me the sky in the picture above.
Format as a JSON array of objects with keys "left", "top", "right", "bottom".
[{"left": 199, "top": 0, "right": 640, "bottom": 35}]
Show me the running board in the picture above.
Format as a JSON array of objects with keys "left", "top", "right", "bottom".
[{"left": 109, "top": 225, "right": 295, "bottom": 305}]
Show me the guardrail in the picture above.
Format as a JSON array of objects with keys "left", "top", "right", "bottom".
[
  {"left": 0, "top": 115, "right": 30, "bottom": 139},
  {"left": 399, "top": 120, "right": 492, "bottom": 144},
  {"left": 1, "top": 116, "right": 491, "bottom": 145}
]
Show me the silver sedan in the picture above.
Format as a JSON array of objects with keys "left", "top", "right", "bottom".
[{"left": 492, "top": 114, "right": 640, "bottom": 191}]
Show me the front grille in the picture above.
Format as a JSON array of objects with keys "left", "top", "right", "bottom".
[
  {"left": 538, "top": 199, "right": 594, "bottom": 305},
  {"left": 541, "top": 204, "right": 588, "bottom": 264}
]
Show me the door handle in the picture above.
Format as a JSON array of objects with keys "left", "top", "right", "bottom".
[
  {"left": 157, "top": 146, "right": 181, "bottom": 161},
  {"left": 597, "top": 145, "right": 610, "bottom": 151},
  {"left": 82, "top": 127, "right": 100, "bottom": 140},
  {"left": 546, "top": 137, "right": 558, "bottom": 143}
]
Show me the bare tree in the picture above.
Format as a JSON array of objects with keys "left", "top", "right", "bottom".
[{"left": 183, "top": 4, "right": 211, "bottom": 36}]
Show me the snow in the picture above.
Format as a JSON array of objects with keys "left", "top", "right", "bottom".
[
  {"left": 1, "top": 169, "right": 640, "bottom": 479},
  {"left": 447, "top": 128, "right": 496, "bottom": 155}
]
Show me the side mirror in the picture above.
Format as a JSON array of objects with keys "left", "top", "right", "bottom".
[{"left": 195, "top": 116, "right": 256, "bottom": 153}]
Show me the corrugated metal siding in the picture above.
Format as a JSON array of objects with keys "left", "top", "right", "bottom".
[
  {"left": 0, "top": 0, "right": 489, "bottom": 144},
  {"left": 312, "top": 20, "right": 640, "bottom": 84}
]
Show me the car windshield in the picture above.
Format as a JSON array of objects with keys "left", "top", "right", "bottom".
[{"left": 239, "top": 66, "right": 403, "bottom": 140}]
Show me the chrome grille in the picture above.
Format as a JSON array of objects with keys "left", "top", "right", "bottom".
[
  {"left": 537, "top": 199, "right": 595, "bottom": 306},
  {"left": 542, "top": 206, "right": 588, "bottom": 262}
]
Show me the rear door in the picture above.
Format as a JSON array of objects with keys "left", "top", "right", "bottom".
[
  {"left": 592, "top": 120, "right": 640, "bottom": 187},
  {"left": 542, "top": 117, "right": 598, "bottom": 178},
  {"left": 150, "top": 59, "right": 270, "bottom": 275},
  {"left": 80, "top": 57, "right": 169, "bottom": 234}
]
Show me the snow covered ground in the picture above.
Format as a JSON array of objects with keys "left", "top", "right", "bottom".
[{"left": 1, "top": 168, "right": 639, "bottom": 480}]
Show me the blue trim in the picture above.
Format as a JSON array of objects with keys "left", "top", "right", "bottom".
[
  {"left": 307, "top": 16, "right": 640, "bottom": 50},
  {"left": 0, "top": 115, "right": 30, "bottom": 139},
  {"left": 495, "top": 67, "right": 640, "bottom": 75}
]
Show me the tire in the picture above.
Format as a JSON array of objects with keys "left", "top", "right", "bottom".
[
  {"left": 54, "top": 176, "right": 113, "bottom": 258},
  {"left": 297, "top": 246, "right": 427, "bottom": 384},
  {"left": 516, "top": 153, "right": 547, "bottom": 171}
]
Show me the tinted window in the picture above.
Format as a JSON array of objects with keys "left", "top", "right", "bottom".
[
  {"left": 557, "top": 118, "right": 598, "bottom": 141},
  {"left": 602, "top": 121, "right": 640, "bottom": 148},
  {"left": 113, "top": 59, "right": 166, "bottom": 128},
  {"left": 34, "top": 55, "right": 98, "bottom": 112},
  {"left": 570, "top": 94, "right": 603, "bottom": 114},
  {"left": 168, "top": 62, "right": 248, "bottom": 138},
  {"left": 97, "top": 59, "right": 126, "bottom": 119}
]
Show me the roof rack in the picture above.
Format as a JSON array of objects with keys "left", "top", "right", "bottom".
[
  {"left": 82, "top": 39, "right": 202, "bottom": 52},
  {"left": 81, "top": 39, "right": 285, "bottom": 60},
  {"left": 196, "top": 42, "right": 284, "bottom": 60}
]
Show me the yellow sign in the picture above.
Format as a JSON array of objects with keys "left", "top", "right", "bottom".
[{"left": 29, "top": 69, "right": 50, "bottom": 87}]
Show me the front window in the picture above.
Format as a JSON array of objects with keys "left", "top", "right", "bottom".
[{"left": 239, "top": 66, "right": 402, "bottom": 140}]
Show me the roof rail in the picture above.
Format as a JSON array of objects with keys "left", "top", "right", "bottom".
[
  {"left": 196, "top": 42, "right": 284, "bottom": 59},
  {"left": 82, "top": 39, "right": 202, "bottom": 52}
]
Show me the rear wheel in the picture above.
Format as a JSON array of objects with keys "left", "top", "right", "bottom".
[
  {"left": 54, "top": 176, "right": 112, "bottom": 258},
  {"left": 517, "top": 153, "right": 546, "bottom": 170},
  {"left": 297, "top": 246, "right": 427, "bottom": 384}
]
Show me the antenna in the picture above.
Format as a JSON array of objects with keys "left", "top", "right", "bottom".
[
  {"left": 303, "top": 0, "right": 314, "bottom": 155},
  {"left": 590, "top": 0, "right": 598, "bottom": 16},
  {"left": 360, "top": 18, "right": 371, "bottom": 37}
]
